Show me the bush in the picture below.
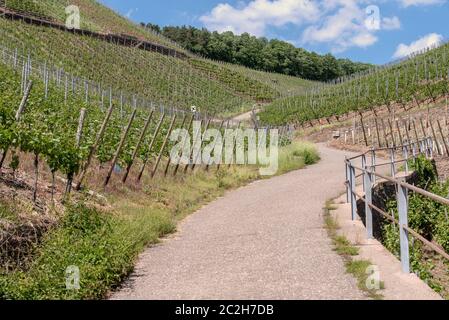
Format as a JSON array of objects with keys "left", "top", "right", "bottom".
[
  {"left": 383, "top": 156, "right": 449, "bottom": 293},
  {"left": 0, "top": 204, "right": 174, "bottom": 299}
]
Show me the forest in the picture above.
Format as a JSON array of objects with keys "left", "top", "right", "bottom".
[{"left": 142, "top": 24, "right": 372, "bottom": 82}]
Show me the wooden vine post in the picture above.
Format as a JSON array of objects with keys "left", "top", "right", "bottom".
[
  {"left": 151, "top": 114, "right": 177, "bottom": 178},
  {"left": 164, "top": 114, "right": 187, "bottom": 177},
  {"left": 15, "top": 81, "right": 33, "bottom": 121},
  {"left": 228, "top": 122, "right": 241, "bottom": 169},
  {"left": 191, "top": 119, "right": 211, "bottom": 172},
  {"left": 412, "top": 120, "right": 421, "bottom": 150},
  {"left": 217, "top": 121, "right": 230, "bottom": 172},
  {"left": 0, "top": 80, "right": 33, "bottom": 169},
  {"left": 206, "top": 120, "right": 225, "bottom": 172},
  {"left": 403, "top": 119, "right": 411, "bottom": 146},
  {"left": 184, "top": 120, "right": 205, "bottom": 174},
  {"left": 395, "top": 119, "right": 404, "bottom": 147},
  {"left": 429, "top": 120, "right": 442, "bottom": 155},
  {"left": 374, "top": 116, "right": 382, "bottom": 147},
  {"left": 173, "top": 114, "right": 195, "bottom": 177},
  {"left": 419, "top": 118, "right": 427, "bottom": 139},
  {"left": 358, "top": 112, "right": 368, "bottom": 146},
  {"left": 137, "top": 113, "right": 166, "bottom": 182},
  {"left": 104, "top": 108, "right": 137, "bottom": 187},
  {"left": 437, "top": 119, "right": 449, "bottom": 157},
  {"left": 122, "top": 110, "right": 154, "bottom": 183},
  {"left": 387, "top": 118, "right": 396, "bottom": 147},
  {"left": 65, "top": 108, "right": 86, "bottom": 196},
  {"left": 380, "top": 118, "right": 389, "bottom": 148},
  {"left": 76, "top": 102, "right": 114, "bottom": 190}
]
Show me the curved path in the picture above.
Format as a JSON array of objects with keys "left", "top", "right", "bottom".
[{"left": 111, "top": 144, "right": 365, "bottom": 300}]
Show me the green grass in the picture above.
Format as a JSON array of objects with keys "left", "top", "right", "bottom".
[
  {"left": 277, "top": 141, "right": 320, "bottom": 174},
  {"left": 346, "top": 260, "right": 385, "bottom": 300},
  {"left": 0, "top": 203, "right": 175, "bottom": 299},
  {"left": 323, "top": 198, "right": 384, "bottom": 300},
  {"left": 0, "top": 0, "right": 316, "bottom": 116},
  {"left": 334, "top": 236, "right": 359, "bottom": 256},
  {"left": 0, "top": 140, "right": 318, "bottom": 300}
]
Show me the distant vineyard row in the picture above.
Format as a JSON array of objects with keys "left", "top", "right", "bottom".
[{"left": 260, "top": 42, "right": 449, "bottom": 126}]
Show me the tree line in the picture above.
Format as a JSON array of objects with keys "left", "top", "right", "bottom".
[{"left": 142, "top": 23, "right": 372, "bottom": 82}]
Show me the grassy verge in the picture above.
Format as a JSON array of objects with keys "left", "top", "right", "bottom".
[
  {"left": 0, "top": 141, "right": 319, "bottom": 300},
  {"left": 323, "top": 200, "right": 384, "bottom": 300},
  {"left": 277, "top": 141, "right": 320, "bottom": 174}
]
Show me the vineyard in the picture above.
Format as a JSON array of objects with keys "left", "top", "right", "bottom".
[
  {"left": 0, "top": 0, "right": 317, "bottom": 117},
  {"left": 1, "top": 0, "right": 183, "bottom": 48},
  {"left": 0, "top": 0, "right": 318, "bottom": 210},
  {"left": 2, "top": 0, "right": 449, "bottom": 302},
  {"left": 260, "top": 41, "right": 449, "bottom": 126}
]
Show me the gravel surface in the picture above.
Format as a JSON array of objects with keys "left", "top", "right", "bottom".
[{"left": 111, "top": 144, "right": 366, "bottom": 300}]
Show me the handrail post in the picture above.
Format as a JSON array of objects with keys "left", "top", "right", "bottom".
[
  {"left": 345, "top": 159, "right": 350, "bottom": 203},
  {"left": 390, "top": 149, "right": 396, "bottom": 178},
  {"left": 350, "top": 164, "right": 357, "bottom": 221},
  {"left": 397, "top": 181, "right": 410, "bottom": 273},
  {"left": 371, "top": 148, "right": 376, "bottom": 185},
  {"left": 428, "top": 137, "right": 433, "bottom": 158},
  {"left": 364, "top": 168, "right": 373, "bottom": 239},
  {"left": 361, "top": 154, "right": 366, "bottom": 192}
]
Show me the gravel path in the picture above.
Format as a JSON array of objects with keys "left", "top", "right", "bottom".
[{"left": 111, "top": 144, "right": 366, "bottom": 300}]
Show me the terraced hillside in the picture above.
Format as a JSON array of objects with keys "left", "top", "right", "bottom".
[
  {"left": 1, "top": 0, "right": 179, "bottom": 47},
  {"left": 0, "top": 0, "right": 315, "bottom": 117},
  {"left": 260, "top": 42, "right": 449, "bottom": 125}
]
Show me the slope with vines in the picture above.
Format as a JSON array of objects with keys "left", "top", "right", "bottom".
[{"left": 260, "top": 43, "right": 449, "bottom": 126}]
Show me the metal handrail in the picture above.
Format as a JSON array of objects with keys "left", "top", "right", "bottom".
[{"left": 345, "top": 136, "right": 449, "bottom": 274}]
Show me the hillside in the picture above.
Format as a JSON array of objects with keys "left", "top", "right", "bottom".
[
  {"left": 0, "top": 0, "right": 318, "bottom": 117},
  {"left": 2, "top": 0, "right": 449, "bottom": 303},
  {"left": 155, "top": 25, "right": 372, "bottom": 82},
  {"left": 260, "top": 42, "right": 449, "bottom": 125}
]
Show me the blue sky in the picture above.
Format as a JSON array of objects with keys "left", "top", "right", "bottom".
[{"left": 98, "top": 0, "right": 448, "bottom": 65}]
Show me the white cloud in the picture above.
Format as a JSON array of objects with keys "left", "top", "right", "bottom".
[
  {"left": 398, "top": 0, "right": 445, "bottom": 7},
  {"left": 301, "top": 1, "right": 400, "bottom": 53},
  {"left": 393, "top": 33, "right": 443, "bottom": 59},
  {"left": 201, "top": 0, "right": 402, "bottom": 53},
  {"left": 382, "top": 16, "right": 401, "bottom": 30},
  {"left": 199, "top": 0, "right": 321, "bottom": 37}
]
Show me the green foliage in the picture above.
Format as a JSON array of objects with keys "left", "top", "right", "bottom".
[
  {"left": 0, "top": 203, "right": 175, "bottom": 299},
  {"left": 158, "top": 26, "right": 371, "bottom": 82},
  {"left": 4, "top": 0, "right": 46, "bottom": 16},
  {"left": 260, "top": 42, "right": 449, "bottom": 125},
  {"left": 334, "top": 236, "right": 359, "bottom": 256},
  {"left": 345, "top": 259, "right": 384, "bottom": 299},
  {"left": 0, "top": 65, "right": 84, "bottom": 178},
  {"left": 409, "top": 155, "right": 438, "bottom": 188},
  {"left": 382, "top": 156, "right": 449, "bottom": 292},
  {"left": 277, "top": 141, "right": 320, "bottom": 174},
  {"left": 0, "top": 62, "right": 191, "bottom": 181},
  {"left": 0, "top": 2, "right": 314, "bottom": 116},
  {"left": 0, "top": 140, "right": 314, "bottom": 300}
]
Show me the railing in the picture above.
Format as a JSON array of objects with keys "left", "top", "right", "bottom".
[{"left": 344, "top": 137, "right": 449, "bottom": 274}]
